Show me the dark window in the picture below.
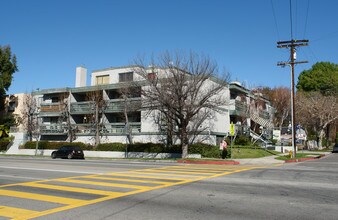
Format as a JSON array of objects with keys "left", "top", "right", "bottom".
[
  {"left": 119, "top": 72, "right": 133, "bottom": 82},
  {"left": 8, "top": 102, "right": 16, "bottom": 112},
  {"left": 51, "top": 97, "right": 59, "bottom": 103},
  {"left": 147, "top": 72, "right": 157, "bottom": 81}
]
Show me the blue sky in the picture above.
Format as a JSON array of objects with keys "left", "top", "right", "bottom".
[{"left": 1, "top": 0, "right": 337, "bottom": 94}]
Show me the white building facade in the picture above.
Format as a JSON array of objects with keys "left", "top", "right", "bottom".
[{"left": 28, "top": 66, "right": 274, "bottom": 147}]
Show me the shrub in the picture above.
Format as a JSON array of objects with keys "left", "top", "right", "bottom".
[
  {"left": 271, "top": 139, "right": 278, "bottom": 145},
  {"left": 234, "top": 135, "right": 251, "bottom": 145},
  {"left": 189, "top": 143, "right": 221, "bottom": 158},
  {"left": 0, "top": 141, "right": 10, "bottom": 151},
  {"left": 96, "top": 143, "right": 125, "bottom": 151},
  {"left": 23, "top": 141, "right": 93, "bottom": 150},
  {"left": 0, "top": 136, "right": 14, "bottom": 142},
  {"left": 128, "top": 142, "right": 165, "bottom": 153},
  {"left": 21, "top": 141, "right": 225, "bottom": 158}
]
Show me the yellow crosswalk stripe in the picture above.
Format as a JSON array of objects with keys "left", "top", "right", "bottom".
[
  {"left": 105, "top": 172, "right": 187, "bottom": 181},
  {"left": 168, "top": 165, "right": 240, "bottom": 171},
  {"left": 21, "top": 182, "right": 123, "bottom": 196},
  {"left": 157, "top": 167, "right": 223, "bottom": 173},
  {"left": 55, "top": 178, "right": 152, "bottom": 190},
  {"left": 0, "top": 206, "right": 39, "bottom": 218},
  {"left": 85, "top": 175, "right": 173, "bottom": 185},
  {"left": 0, "top": 189, "right": 85, "bottom": 205},
  {"left": 140, "top": 168, "right": 215, "bottom": 175},
  {"left": 129, "top": 170, "right": 203, "bottom": 178},
  {"left": 0, "top": 165, "right": 265, "bottom": 220}
]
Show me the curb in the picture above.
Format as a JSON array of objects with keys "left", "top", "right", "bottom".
[
  {"left": 284, "top": 154, "right": 326, "bottom": 163},
  {"left": 177, "top": 159, "right": 240, "bottom": 165}
]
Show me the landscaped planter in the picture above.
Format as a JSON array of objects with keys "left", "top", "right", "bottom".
[{"left": 13, "top": 149, "right": 201, "bottom": 159}]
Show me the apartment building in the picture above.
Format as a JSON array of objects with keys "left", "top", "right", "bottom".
[
  {"left": 228, "top": 82, "right": 274, "bottom": 145},
  {"left": 29, "top": 66, "right": 274, "bottom": 146}
]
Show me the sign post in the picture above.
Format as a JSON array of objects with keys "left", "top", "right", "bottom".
[{"left": 229, "top": 122, "right": 235, "bottom": 159}]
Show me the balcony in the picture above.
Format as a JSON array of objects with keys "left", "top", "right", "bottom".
[
  {"left": 229, "top": 99, "right": 248, "bottom": 116},
  {"left": 39, "top": 103, "right": 63, "bottom": 116},
  {"left": 105, "top": 98, "right": 141, "bottom": 113},
  {"left": 70, "top": 101, "right": 94, "bottom": 114},
  {"left": 40, "top": 124, "right": 68, "bottom": 135},
  {"left": 70, "top": 98, "right": 141, "bottom": 114},
  {"left": 75, "top": 123, "right": 141, "bottom": 134}
]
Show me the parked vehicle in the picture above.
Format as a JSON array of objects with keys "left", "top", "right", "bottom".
[
  {"left": 51, "top": 146, "right": 85, "bottom": 159},
  {"left": 332, "top": 143, "right": 338, "bottom": 153}
]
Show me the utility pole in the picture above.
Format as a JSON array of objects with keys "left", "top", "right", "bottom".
[{"left": 277, "top": 39, "right": 308, "bottom": 158}]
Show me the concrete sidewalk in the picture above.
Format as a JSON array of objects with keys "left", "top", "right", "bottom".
[
  {"left": 235, "top": 155, "right": 284, "bottom": 165},
  {"left": 235, "top": 151, "right": 331, "bottom": 165}
]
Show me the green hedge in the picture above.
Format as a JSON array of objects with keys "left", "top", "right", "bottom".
[
  {"left": 22, "top": 141, "right": 224, "bottom": 158},
  {"left": 189, "top": 143, "right": 223, "bottom": 158},
  {"left": 96, "top": 142, "right": 181, "bottom": 154},
  {"left": 24, "top": 141, "right": 92, "bottom": 150},
  {"left": 234, "top": 135, "right": 251, "bottom": 146},
  {"left": 96, "top": 143, "right": 125, "bottom": 151},
  {"left": 0, "top": 141, "right": 10, "bottom": 151}
]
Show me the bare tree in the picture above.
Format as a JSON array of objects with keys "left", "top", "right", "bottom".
[
  {"left": 296, "top": 91, "right": 338, "bottom": 147},
  {"left": 86, "top": 89, "right": 107, "bottom": 148},
  {"left": 118, "top": 86, "right": 142, "bottom": 144},
  {"left": 257, "top": 86, "right": 290, "bottom": 129},
  {"left": 133, "top": 51, "right": 230, "bottom": 158},
  {"left": 59, "top": 92, "right": 76, "bottom": 142},
  {"left": 20, "top": 93, "right": 38, "bottom": 141}
]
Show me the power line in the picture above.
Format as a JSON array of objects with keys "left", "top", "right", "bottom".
[
  {"left": 303, "top": 0, "right": 310, "bottom": 38},
  {"left": 289, "top": 0, "right": 294, "bottom": 39},
  {"left": 295, "top": 0, "right": 298, "bottom": 39},
  {"left": 270, "top": 0, "right": 280, "bottom": 40}
]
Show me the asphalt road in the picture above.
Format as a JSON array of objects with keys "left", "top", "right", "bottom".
[{"left": 1, "top": 154, "right": 338, "bottom": 220}]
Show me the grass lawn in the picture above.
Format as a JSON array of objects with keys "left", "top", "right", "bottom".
[
  {"left": 230, "top": 147, "right": 280, "bottom": 159},
  {"left": 275, "top": 153, "right": 321, "bottom": 161}
]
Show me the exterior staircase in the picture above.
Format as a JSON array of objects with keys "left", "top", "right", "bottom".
[
  {"left": 6, "top": 127, "right": 27, "bottom": 154},
  {"left": 249, "top": 110, "right": 273, "bottom": 147}
]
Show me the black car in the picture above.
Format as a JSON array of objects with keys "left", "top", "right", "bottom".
[
  {"left": 332, "top": 143, "right": 338, "bottom": 153},
  {"left": 51, "top": 146, "right": 85, "bottom": 159}
]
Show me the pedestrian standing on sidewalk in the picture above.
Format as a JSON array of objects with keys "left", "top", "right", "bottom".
[{"left": 220, "top": 139, "right": 228, "bottom": 159}]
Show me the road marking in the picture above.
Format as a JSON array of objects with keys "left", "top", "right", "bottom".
[
  {"left": 0, "top": 165, "right": 267, "bottom": 220},
  {"left": 156, "top": 167, "right": 224, "bottom": 173},
  {"left": 104, "top": 172, "right": 188, "bottom": 181},
  {"left": 54, "top": 178, "right": 153, "bottom": 190},
  {"left": 20, "top": 182, "right": 123, "bottom": 196},
  {"left": 0, "top": 206, "right": 39, "bottom": 218},
  {"left": 139, "top": 168, "right": 217, "bottom": 175},
  {"left": 0, "top": 189, "right": 86, "bottom": 205},
  {"left": 84, "top": 175, "right": 173, "bottom": 185},
  {"left": 129, "top": 170, "right": 207, "bottom": 178}
]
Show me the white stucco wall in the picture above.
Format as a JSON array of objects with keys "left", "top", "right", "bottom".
[{"left": 91, "top": 67, "right": 144, "bottom": 86}]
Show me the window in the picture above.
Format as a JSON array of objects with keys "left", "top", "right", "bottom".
[
  {"left": 51, "top": 97, "right": 59, "bottom": 103},
  {"left": 96, "top": 75, "right": 109, "bottom": 85},
  {"left": 119, "top": 72, "right": 133, "bottom": 82},
  {"left": 8, "top": 101, "right": 16, "bottom": 112},
  {"left": 147, "top": 72, "right": 157, "bottom": 81}
]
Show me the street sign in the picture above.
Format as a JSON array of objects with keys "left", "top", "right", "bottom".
[{"left": 230, "top": 122, "right": 235, "bottom": 136}]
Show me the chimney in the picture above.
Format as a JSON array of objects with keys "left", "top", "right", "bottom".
[{"left": 75, "top": 66, "right": 87, "bottom": 87}]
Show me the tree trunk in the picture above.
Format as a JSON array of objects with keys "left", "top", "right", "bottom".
[
  {"left": 318, "top": 129, "right": 326, "bottom": 149},
  {"left": 181, "top": 125, "right": 189, "bottom": 158},
  {"left": 167, "top": 118, "right": 173, "bottom": 147},
  {"left": 95, "top": 103, "right": 100, "bottom": 148},
  {"left": 67, "top": 114, "right": 73, "bottom": 143},
  {"left": 182, "top": 143, "right": 188, "bottom": 158},
  {"left": 124, "top": 108, "right": 132, "bottom": 144}
]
